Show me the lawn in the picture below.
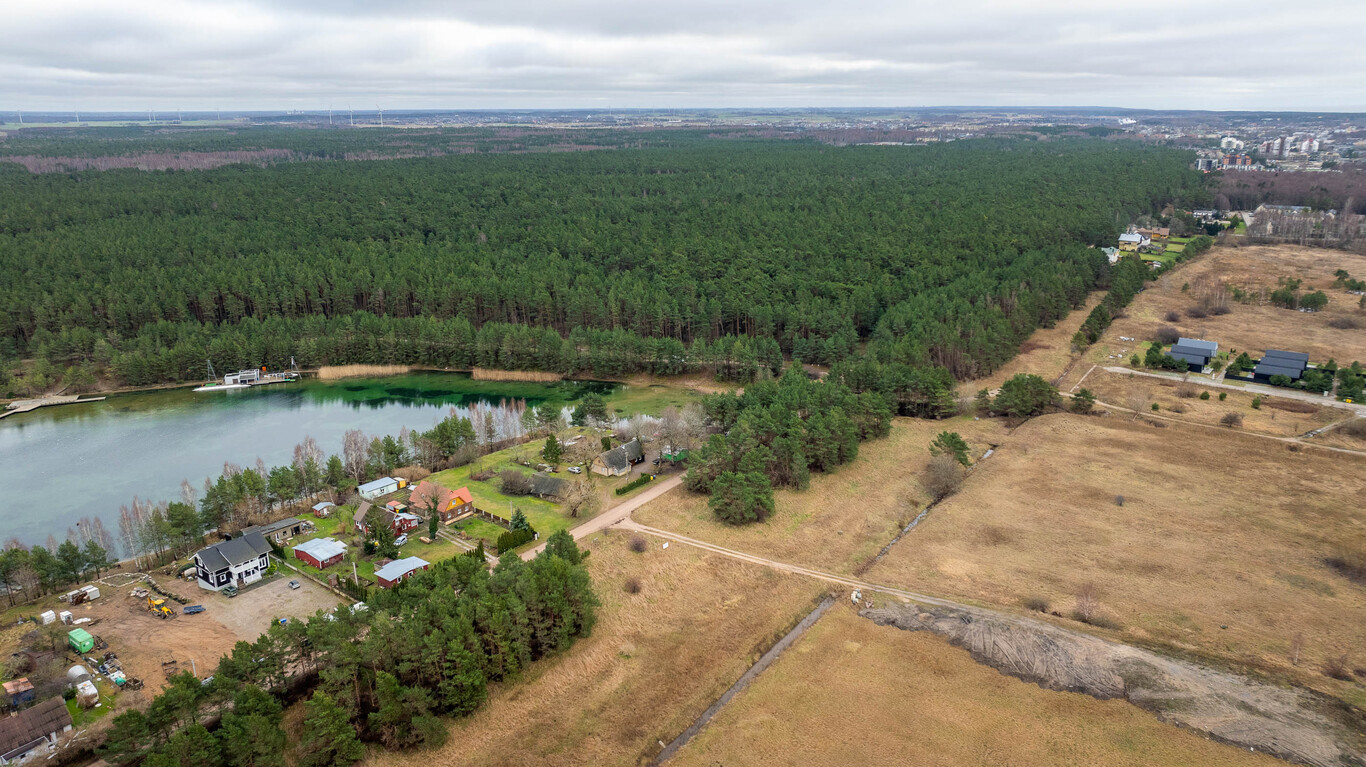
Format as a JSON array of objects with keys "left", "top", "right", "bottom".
[
  {"left": 376, "top": 529, "right": 826, "bottom": 766},
  {"left": 426, "top": 433, "right": 612, "bottom": 550},
  {"left": 864, "top": 412, "right": 1366, "bottom": 705},
  {"left": 634, "top": 416, "right": 1011, "bottom": 575},
  {"left": 277, "top": 506, "right": 463, "bottom": 584},
  {"left": 670, "top": 609, "right": 1279, "bottom": 767},
  {"left": 602, "top": 382, "right": 702, "bottom": 417},
  {"left": 66, "top": 679, "right": 117, "bottom": 726}
]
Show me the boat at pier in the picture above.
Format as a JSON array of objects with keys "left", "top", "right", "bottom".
[{"left": 193, "top": 360, "right": 300, "bottom": 392}]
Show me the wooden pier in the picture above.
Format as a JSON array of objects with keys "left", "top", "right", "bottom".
[{"left": 0, "top": 395, "right": 106, "bottom": 420}]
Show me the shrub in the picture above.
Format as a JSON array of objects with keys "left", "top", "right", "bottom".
[
  {"left": 1323, "top": 654, "right": 1354, "bottom": 681},
  {"left": 615, "top": 473, "right": 655, "bottom": 496},
  {"left": 1328, "top": 317, "right": 1361, "bottom": 330},
  {"left": 1210, "top": 305, "right": 1232, "bottom": 316},
  {"left": 1220, "top": 412, "right": 1244, "bottom": 428},
  {"left": 1072, "top": 582, "right": 1098, "bottom": 623},
  {"left": 1114, "top": 495, "right": 1124, "bottom": 507},
  {"left": 495, "top": 527, "right": 536, "bottom": 552},
  {"left": 1023, "top": 596, "right": 1049, "bottom": 613},
  {"left": 623, "top": 577, "right": 642, "bottom": 595},
  {"left": 1151, "top": 402, "right": 1160, "bottom": 411},
  {"left": 1130, "top": 354, "right": 1141, "bottom": 367},
  {"left": 498, "top": 469, "right": 533, "bottom": 496},
  {"left": 1186, "top": 307, "right": 1208, "bottom": 319},
  {"left": 1175, "top": 384, "right": 1198, "bottom": 398},
  {"left": 1326, "top": 544, "right": 1366, "bottom": 584},
  {"left": 1219, "top": 392, "right": 1227, "bottom": 401},
  {"left": 1251, "top": 396, "right": 1262, "bottom": 409},
  {"left": 922, "top": 454, "right": 965, "bottom": 501},
  {"left": 1070, "top": 388, "right": 1096, "bottom": 414},
  {"left": 628, "top": 535, "right": 648, "bottom": 553},
  {"left": 1168, "top": 403, "right": 1186, "bottom": 413},
  {"left": 1339, "top": 419, "right": 1366, "bottom": 440},
  {"left": 1199, "top": 391, "right": 1210, "bottom": 400},
  {"left": 1164, "top": 310, "right": 1181, "bottom": 322},
  {"left": 1154, "top": 326, "right": 1181, "bottom": 345}
]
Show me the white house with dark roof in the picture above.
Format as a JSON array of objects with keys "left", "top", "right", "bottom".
[{"left": 193, "top": 531, "right": 273, "bottom": 591}]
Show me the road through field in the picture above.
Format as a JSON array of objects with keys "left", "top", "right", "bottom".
[
  {"left": 521, "top": 473, "right": 685, "bottom": 560},
  {"left": 1100, "top": 365, "right": 1366, "bottom": 416}
]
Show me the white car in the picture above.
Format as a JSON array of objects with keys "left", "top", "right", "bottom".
[
  {"left": 568, "top": 466, "right": 583, "bottom": 474},
  {"left": 394, "top": 534, "right": 408, "bottom": 546}
]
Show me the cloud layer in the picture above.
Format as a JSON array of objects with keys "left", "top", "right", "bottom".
[{"left": 4, "top": 0, "right": 1364, "bottom": 111}]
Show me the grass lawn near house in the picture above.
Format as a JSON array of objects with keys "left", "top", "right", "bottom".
[
  {"left": 66, "top": 680, "right": 116, "bottom": 726},
  {"left": 602, "top": 382, "right": 702, "bottom": 417}
]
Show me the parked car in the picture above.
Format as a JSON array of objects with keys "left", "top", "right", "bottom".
[
  {"left": 223, "top": 585, "right": 239, "bottom": 598},
  {"left": 568, "top": 466, "right": 583, "bottom": 474},
  {"left": 394, "top": 534, "right": 408, "bottom": 547},
  {"left": 651, "top": 458, "right": 661, "bottom": 465},
  {"left": 287, "top": 580, "right": 300, "bottom": 590}
]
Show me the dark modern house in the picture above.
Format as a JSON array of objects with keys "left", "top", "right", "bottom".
[
  {"left": 1253, "top": 350, "right": 1310, "bottom": 384},
  {"left": 194, "top": 531, "right": 272, "bottom": 592},
  {"left": 1167, "top": 337, "right": 1218, "bottom": 372}
]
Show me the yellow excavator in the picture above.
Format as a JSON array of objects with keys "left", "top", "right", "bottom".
[{"left": 147, "top": 596, "right": 176, "bottom": 620}]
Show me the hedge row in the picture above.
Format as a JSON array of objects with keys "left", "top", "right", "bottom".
[
  {"left": 496, "top": 528, "right": 537, "bottom": 552},
  {"left": 615, "top": 474, "right": 655, "bottom": 496}
]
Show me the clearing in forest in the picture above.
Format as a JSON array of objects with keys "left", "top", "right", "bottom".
[{"left": 864, "top": 412, "right": 1366, "bottom": 706}]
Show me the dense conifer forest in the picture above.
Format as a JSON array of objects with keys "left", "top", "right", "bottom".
[{"left": 0, "top": 130, "right": 1202, "bottom": 395}]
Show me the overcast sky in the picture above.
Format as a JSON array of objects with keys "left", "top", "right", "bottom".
[{"left": 4, "top": 0, "right": 1365, "bottom": 112}]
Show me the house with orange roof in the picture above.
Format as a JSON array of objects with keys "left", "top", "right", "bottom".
[{"left": 409, "top": 480, "right": 475, "bottom": 522}]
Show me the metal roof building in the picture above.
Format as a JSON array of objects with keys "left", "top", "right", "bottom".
[
  {"left": 1254, "top": 349, "right": 1310, "bottom": 383},
  {"left": 1167, "top": 337, "right": 1218, "bottom": 371}
]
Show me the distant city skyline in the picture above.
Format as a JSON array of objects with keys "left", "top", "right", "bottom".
[{"left": 5, "top": 0, "right": 1365, "bottom": 112}]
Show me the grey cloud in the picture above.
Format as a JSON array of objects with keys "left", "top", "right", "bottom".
[{"left": 1, "top": 0, "right": 1364, "bottom": 111}]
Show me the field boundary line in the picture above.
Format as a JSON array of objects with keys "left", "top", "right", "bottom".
[{"left": 652, "top": 596, "right": 836, "bottom": 764}]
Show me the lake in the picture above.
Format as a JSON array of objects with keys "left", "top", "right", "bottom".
[{"left": 0, "top": 373, "right": 608, "bottom": 548}]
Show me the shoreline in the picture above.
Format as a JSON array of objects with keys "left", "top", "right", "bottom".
[{"left": 0, "top": 365, "right": 635, "bottom": 408}]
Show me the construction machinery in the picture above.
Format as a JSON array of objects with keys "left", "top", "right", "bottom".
[{"left": 146, "top": 596, "right": 176, "bottom": 620}]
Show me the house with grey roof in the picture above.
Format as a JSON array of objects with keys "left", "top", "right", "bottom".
[
  {"left": 1253, "top": 349, "right": 1310, "bottom": 384},
  {"left": 0, "top": 696, "right": 72, "bottom": 765},
  {"left": 529, "top": 474, "right": 568, "bottom": 500},
  {"left": 1167, "top": 337, "right": 1218, "bottom": 372},
  {"left": 193, "top": 531, "right": 273, "bottom": 591},
  {"left": 592, "top": 438, "right": 645, "bottom": 477},
  {"left": 241, "top": 517, "right": 307, "bottom": 546}
]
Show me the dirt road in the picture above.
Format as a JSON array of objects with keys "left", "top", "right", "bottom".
[
  {"left": 1101, "top": 365, "right": 1366, "bottom": 416},
  {"left": 521, "top": 474, "right": 684, "bottom": 560}
]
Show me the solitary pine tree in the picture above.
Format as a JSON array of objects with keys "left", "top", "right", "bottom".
[
  {"left": 542, "top": 433, "right": 562, "bottom": 464},
  {"left": 928, "top": 431, "right": 971, "bottom": 467},
  {"left": 509, "top": 508, "right": 530, "bottom": 532}
]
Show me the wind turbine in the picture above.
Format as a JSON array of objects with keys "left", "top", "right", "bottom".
[
  {"left": 349, "top": 104, "right": 354, "bottom": 126},
  {"left": 148, "top": 108, "right": 154, "bottom": 123},
  {"left": 327, "top": 103, "right": 333, "bottom": 125},
  {"left": 15, "top": 109, "right": 21, "bottom": 125},
  {"left": 177, "top": 107, "right": 182, "bottom": 121},
  {"left": 376, "top": 104, "right": 383, "bottom": 126}
]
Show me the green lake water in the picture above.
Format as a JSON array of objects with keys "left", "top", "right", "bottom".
[{"left": 0, "top": 373, "right": 608, "bottom": 548}]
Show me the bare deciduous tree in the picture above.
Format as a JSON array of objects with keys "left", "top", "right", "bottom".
[
  {"left": 343, "top": 429, "right": 368, "bottom": 480},
  {"left": 561, "top": 479, "right": 600, "bottom": 519},
  {"left": 921, "top": 454, "right": 965, "bottom": 501},
  {"left": 1074, "top": 582, "right": 1099, "bottom": 623}
]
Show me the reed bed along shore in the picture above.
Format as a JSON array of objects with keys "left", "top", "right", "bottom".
[
  {"left": 471, "top": 367, "right": 563, "bottom": 383},
  {"left": 315, "top": 364, "right": 412, "bottom": 379}
]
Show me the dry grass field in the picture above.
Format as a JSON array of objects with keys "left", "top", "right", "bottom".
[
  {"left": 864, "top": 413, "right": 1366, "bottom": 701},
  {"left": 960, "top": 290, "right": 1106, "bottom": 395},
  {"left": 374, "top": 530, "right": 825, "bottom": 767},
  {"left": 1067, "top": 245, "right": 1366, "bottom": 390},
  {"left": 1079, "top": 368, "right": 1348, "bottom": 438},
  {"left": 633, "top": 417, "right": 1011, "bottom": 575},
  {"left": 671, "top": 608, "right": 1280, "bottom": 767}
]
